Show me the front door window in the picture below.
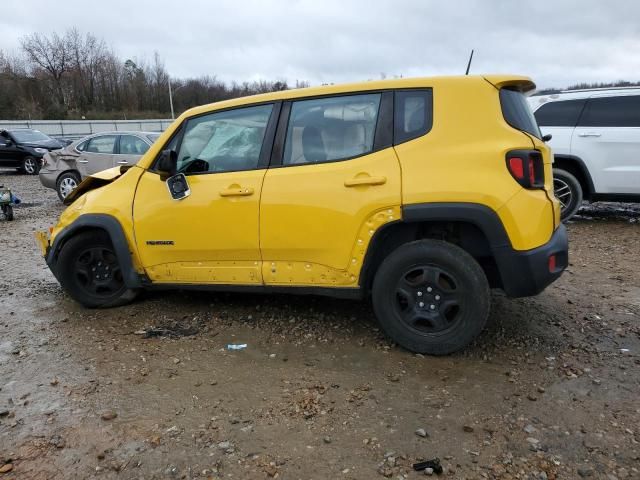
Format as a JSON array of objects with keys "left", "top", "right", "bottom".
[{"left": 177, "top": 104, "right": 273, "bottom": 174}]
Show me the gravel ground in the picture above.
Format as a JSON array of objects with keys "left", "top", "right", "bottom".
[{"left": 0, "top": 171, "right": 639, "bottom": 480}]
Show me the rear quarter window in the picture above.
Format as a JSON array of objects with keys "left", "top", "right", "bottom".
[
  {"left": 394, "top": 89, "right": 433, "bottom": 144},
  {"left": 534, "top": 99, "right": 586, "bottom": 127},
  {"left": 500, "top": 88, "right": 541, "bottom": 139}
]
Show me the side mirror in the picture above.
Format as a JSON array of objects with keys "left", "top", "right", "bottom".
[
  {"left": 156, "top": 149, "right": 177, "bottom": 177},
  {"left": 542, "top": 134, "right": 552, "bottom": 142}
]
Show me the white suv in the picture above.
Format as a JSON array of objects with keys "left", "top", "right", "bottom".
[{"left": 528, "top": 88, "right": 640, "bottom": 220}]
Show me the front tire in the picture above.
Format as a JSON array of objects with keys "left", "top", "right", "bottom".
[
  {"left": 56, "top": 171, "right": 81, "bottom": 202},
  {"left": 372, "top": 239, "right": 490, "bottom": 355},
  {"left": 553, "top": 168, "right": 583, "bottom": 221},
  {"left": 22, "top": 156, "right": 40, "bottom": 175},
  {"left": 56, "top": 231, "right": 138, "bottom": 308}
]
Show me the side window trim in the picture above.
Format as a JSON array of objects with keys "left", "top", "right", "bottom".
[
  {"left": 373, "top": 91, "right": 394, "bottom": 151},
  {"left": 269, "top": 101, "right": 291, "bottom": 167},
  {"left": 150, "top": 101, "right": 279, "bottom": 175},
  {"left": 258, "top": 101, "right": 282, "bottom": 169}
]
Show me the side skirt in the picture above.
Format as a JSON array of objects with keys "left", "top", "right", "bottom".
[{"left": 143, "top": 282, "right": 363, "bottom": 300}]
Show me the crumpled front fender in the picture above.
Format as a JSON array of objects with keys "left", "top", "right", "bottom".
[{"left": 63, "top": 165, "right": 132, "bottom": 205}]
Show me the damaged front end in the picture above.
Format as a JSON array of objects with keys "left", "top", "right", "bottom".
[{"left": 62, "top": 165, "right": 132, "bottom": 205}]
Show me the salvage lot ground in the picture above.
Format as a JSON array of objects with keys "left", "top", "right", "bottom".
[{"left": 0, "top": 172, "right": 639, "bottom": 480}]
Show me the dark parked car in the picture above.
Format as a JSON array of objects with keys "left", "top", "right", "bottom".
[{"left": 0, "top": 129, "right": 64, "bottom": 174}]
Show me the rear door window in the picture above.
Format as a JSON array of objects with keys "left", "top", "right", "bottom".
[
  {"left": 283, "top": 93, "right": 381, "bottom": 165},
  {"left": 500, "top": 88, "right": 541, "bottom": 139},
  {"left": 394, "top": 89, "right": 433, "bottom": 144},
  {"left": 534, "top": 99, "right": 586, "bottom": 127},
  {"left": 578, "top": 95, "right": 640, "bottom": 127}
]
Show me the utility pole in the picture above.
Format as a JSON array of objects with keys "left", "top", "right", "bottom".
[{"left": 168, "top": 77, "right": 175, "bottom": 120}]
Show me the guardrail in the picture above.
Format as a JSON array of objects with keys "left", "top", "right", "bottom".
[{"left": 0, "top": 119, "right": 173, "bottom": 141}]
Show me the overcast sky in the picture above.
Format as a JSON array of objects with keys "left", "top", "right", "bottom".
[{"left": 2, "top": 0, "right": 639, "bottom": 89}]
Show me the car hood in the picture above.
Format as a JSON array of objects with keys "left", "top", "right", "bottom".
[
  {"left": 23, "top": 139, "right": 63, "bottom": 150},
  {"left": 63, "top": 165, "right": 133, "bottom": 206}
]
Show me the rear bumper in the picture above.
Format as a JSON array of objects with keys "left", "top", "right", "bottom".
[
  {"left": 494, "top": 224, "right": 568, "bottom": 297},
  {"left": 39, "top": 169, "right": 58, "bottom": 189}
]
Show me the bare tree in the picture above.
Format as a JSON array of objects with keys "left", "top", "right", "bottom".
[
  {"left": 6, "top": 28, "right": 306, "bottom": 119},
  {"left": 67, "top": 28, "right": 108, "bottom": 111},
  {"left": 20, "top": 32, "right": 70, "bottom": 108}
]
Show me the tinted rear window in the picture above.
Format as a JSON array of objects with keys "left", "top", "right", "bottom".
[
  {"left": 578, "top": 95, "right": 640, "bottom": 127},
  {"left": 534, "top": 99, "right": 586, "bottom": 127},
  {"left": 500, "top": 88, "right": 541, "bottom": 139}
]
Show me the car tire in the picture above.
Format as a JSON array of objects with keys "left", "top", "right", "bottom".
[
  {"left": 56, "top": 230, "right": 138, "bottom": 308},
  {"left": 2, "top": 204, "right": 13, "bottom": 221},
  {"left": 21, "top": 156, "right": 40, "bottom": 175},
  {"left": 372, "top": 239, "right": 490, "bottom": 355},
  {"left": 56, "top": 171, "right": 81, "bottom": 202},
  {"left": 553, "top": 168, "right": 583, "bottom": 221}
]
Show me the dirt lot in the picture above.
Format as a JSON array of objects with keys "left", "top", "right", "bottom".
[{"left": 0, "top": 172, "right": 639, "bottom": 480}]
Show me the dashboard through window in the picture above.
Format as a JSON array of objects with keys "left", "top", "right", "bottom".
[
  {"left": 283, "top": 94, "right": 381, "bottom": 165},
  {"left": 177, "top": 104, "right": 273, "bottom": 174}
]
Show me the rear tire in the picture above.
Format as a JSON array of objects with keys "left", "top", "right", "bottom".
[
  {"left": 56, "top": 231, "right": 138, "bottom": 308},
  {"left": 21, "top": 156, "right": 40, "bottom": 175},
  {"left": 2, "top": 204, "right": 13, "bottom": 221},
  {"left": 372, "top": 239, "right": 490, "bottom": 355},
  {"left": 553, "top": 168, "right": 583, "bottom": 221},
  {"left": 56, "top": 171, "right": 81, "bottom": 202}
]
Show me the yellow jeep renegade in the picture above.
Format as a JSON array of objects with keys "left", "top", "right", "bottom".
[{"left": 36, "top": 75, "right": 568, "bottom": 355}]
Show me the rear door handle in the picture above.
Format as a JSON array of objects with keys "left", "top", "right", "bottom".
[
  {"left": 344, "top": 175, "right": 387, "bottom": 187},
  {"left": 578, "top": 132, "right": 601, "bottom": 137},
  {"left": 77, "top": 160, "right": 89, "bottom": 164},
  {"left": 219, "top": 187, "right": 254, "bottom": 197},
  {"left": 116, "top": 160, "right": 129, "bottom": 165}
]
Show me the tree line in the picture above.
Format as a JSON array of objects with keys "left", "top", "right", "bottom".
[
  {"left": 535, "top": 80, "right": 640, "bottom": 96},
  {"left": 0, "top": 29, "right": 308, "bottom": 120}
]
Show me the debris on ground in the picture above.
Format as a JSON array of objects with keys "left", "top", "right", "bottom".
[{"left": 413, "top": 458, "right": 443, "bottom": 474}]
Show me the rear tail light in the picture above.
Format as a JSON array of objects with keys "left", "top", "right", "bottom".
[
  {"left": 506, "top": 150, "right": 544, "bottom": 189},
  {"left": 548, "top": 254, "right": 557, "bottom": 272}
]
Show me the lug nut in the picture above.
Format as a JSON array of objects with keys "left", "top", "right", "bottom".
[
  {"left": 417, "top": 291, "right": 423, "bottom": 296},
  {"left": 427, "top": 287, "right": 432, "bottom": 292},
  {"left": 430, "top": 304, "right": 436, "bottom": 310},
  {"left": 419, "top": 302, "right": 425, "bottom": 307},
  {"left": 435, "top": 295, "right": 440, "bottom": 300}
]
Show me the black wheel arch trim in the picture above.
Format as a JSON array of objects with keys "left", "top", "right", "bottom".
[
  {"left": 553, "top": 154, "right": 595, "bottom": 196},
  {"left": 402, "top": 202, "right": 512, "bottom": 249},
  {"left": 360, "top": 202, "right": 512, "bottom": 293},
  {"left": 362, "top": 202, "right": 566, "bottom": 298},
  {"left": 46, "top": 213, "right": 143, "bottom": 289}
]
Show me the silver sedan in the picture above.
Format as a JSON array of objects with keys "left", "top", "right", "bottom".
[{"left": 39, "top": 131, "right": 160, "bottom": 201}]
